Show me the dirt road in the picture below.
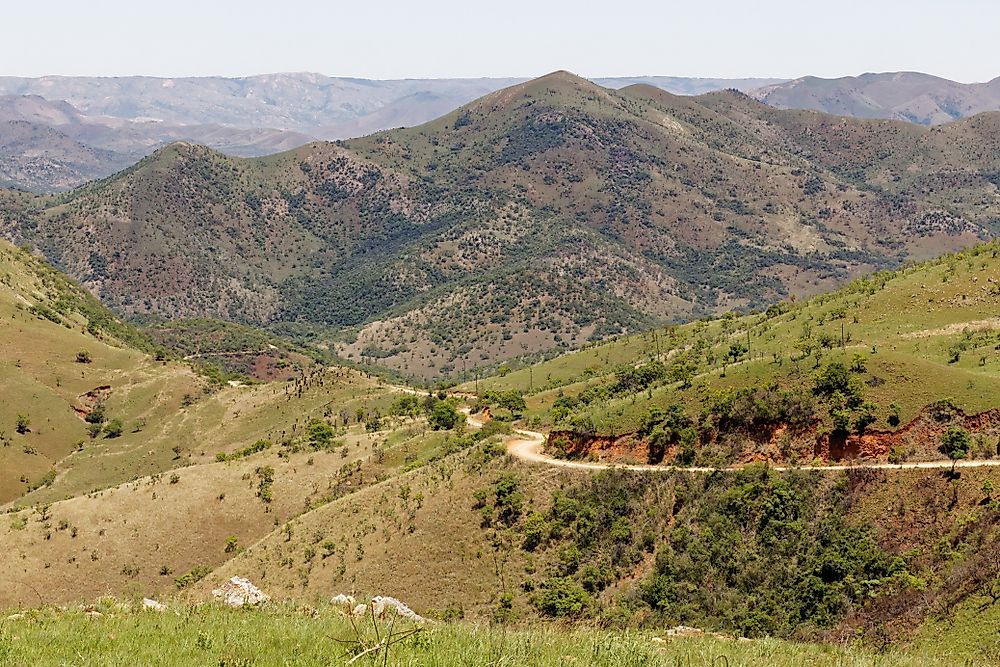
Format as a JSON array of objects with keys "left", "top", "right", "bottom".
[{"left": 502, "top": 424, "right": 1000, "bottom": 473}]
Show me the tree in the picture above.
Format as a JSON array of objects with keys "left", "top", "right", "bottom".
[
  {"left": 813, "top": 362, "right": 852, "bottom": 398},
  {"left": 727, "top": 341, "right": 748, "bottom": 364},
  {"left": 533, "top": 577, "right": 591, "bottom": 618},
  {"left": 484, "top": 390, "right": 527, "bottom": 418},
  {"left": 389, "top": 395, "right": 419, "bottom": 418},
  {"left": 75, "top": 350, "right": 92, "bottom": 364},
  {"left": 849, "top": 353, "right": 867, "bottom": 373},
  {"left": 15, "top": 414, "right": 30, "bottom": 434},
  {"left": 941, "top": 426, "right": 972, "bottom": 474},
  {"left": 853, "top": 402, "right": 878, "bottom": 434},
  {"left": 428, "top": 401, "right": 460, "bottom": 431},
  {"left": 887, "top": 403, "right": 901, "bottom": 428},
  {"left": 307, "top": 418, "right": 335, "bottom": 449},
  {"left": 103, "top": 419, "right": 124, "bottom": 439},
  {"left": 85, "top": 403, "right": 106, "bottom": 425}
]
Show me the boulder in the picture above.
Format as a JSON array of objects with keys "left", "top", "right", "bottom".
[
  {"left": 142, "top": 598, "right": 166, "bottom": 612},
  {"left": 211, "top": 576, "right": 269, "bottom": 608}
]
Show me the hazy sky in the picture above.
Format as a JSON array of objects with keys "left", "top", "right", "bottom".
[{"left": 4, "top": 0, "right": 997, "bottom": 82}]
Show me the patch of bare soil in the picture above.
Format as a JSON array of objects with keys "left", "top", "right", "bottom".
[
  {"left": 548, "top": 405, "right": 1000, "bottom": 466},
  {"left": 74, "top": 385, "right": 111, "bottom": 419}
]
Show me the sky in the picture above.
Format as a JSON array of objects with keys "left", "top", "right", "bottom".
[{"left": 3, "top": 0, "right": 998, "bottom": 82}]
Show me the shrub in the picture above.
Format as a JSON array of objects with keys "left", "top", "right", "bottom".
[
  {"left": 428, "top": 401, "right": 460, "bottom": 431},
  {"left": 174, "top": 565, "right": 211, "bottom": 589},
  {"left": 84, "top": 404, "right": 106, "bottom": 425},
  {"left": 813, "top": 362, "right": 853, "bottom": 398},
  {"left": 941, "top": 426, "right": 971, "bottom": 462},
  {"left": 307, "top": 418, "right": 335, "bottom": 449},
  {"left": 255, "top": 466, "right": 275, "bottom": 503},
  {"left": 640, "top": 467, "right": 902, "bottom": 637},
  {"left": 103, "top": 419, "right": 123, "bottom": 439},
  {"left": 533, "top": 577, "right": 591, "bottom": 617},
  {"left": 522, "top": 512, "right": 549, "bottom": 551},
  {"left": 887, "top": 403, "right": 901, "bottom": 428},
  {"left": 492, "top": 474, "right": 523, "bottom": 526},
  {"left": 75, "top": 350, "right": 92, "bottom": 364},
  {"left": 481, "top": 390, "right": 527, "bottom": 418},
  {"left": 15, "top": 414, "right": 30, "bottom": 434}
]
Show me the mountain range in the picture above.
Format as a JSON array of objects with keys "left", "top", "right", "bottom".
[
  {"left": 754, "top": 71, "right": 1000, "bottom": 124},
  {"left": 3, "top": 71, "right": 999, "bottom": 379},
  {"left": 6, "top": 71, "right": 1000, "bottom": 193},
  {"left": 0, "top": 74, "right": 783, "bottom": 191}
]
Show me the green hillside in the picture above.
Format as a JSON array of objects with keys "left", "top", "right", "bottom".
[
  {"left": 466, "top": 241, "right": 1000, "bottom": 466},
  {"left": 0, "top": 239, "right": 478, "bottom": 606}
]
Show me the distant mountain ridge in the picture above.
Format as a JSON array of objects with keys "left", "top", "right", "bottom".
[
  {"left": 7, "top": 70, "right": 1000, "bottom": 191},
  {"left": 0, "top": 73, "right": 785, "bottom": 135},
  {"left": 0, "top": 74, "right": 785, "bottom": 191},
  {"left": 0, "top": 94, "right": 313, "bottom": 191},
  {"left": 753, "top": 71, "right": 1000, "bottom": 124}
]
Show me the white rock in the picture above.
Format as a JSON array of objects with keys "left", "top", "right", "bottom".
[
  {"left": 142, "top": 598, "right": 166, "bottom": 611},
  {"left": 331, "top": 594, "right": 356, "bottom": 608},
  {"left": 211, "top": 576, "right": 269, "bottom": 608},
  {"left": 349, "top": 596, "right": 425, "bottom": 623},
  {"left": 370, "top": 595, "right": 425, "bottom": 623},
  {"left": 663, "top": 625, "right": 704, "bottom": 637}
]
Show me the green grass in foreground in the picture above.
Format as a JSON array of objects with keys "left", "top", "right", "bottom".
[{"left": 0, "top": 602, "right": 984, "bottom": 667}]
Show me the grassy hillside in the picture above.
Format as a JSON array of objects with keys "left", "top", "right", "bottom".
[
  {"left": 0, "top": 241, "right": 998, "bottom": 663},
  {"left": 0, "top": 239, "right": 166, "bottom": 502},
  {"left": 4, "top": 72, "right": 1000, "bottom": 378},
  {"left": 0, "top": 238, "right": 477, "bottom": 606}
]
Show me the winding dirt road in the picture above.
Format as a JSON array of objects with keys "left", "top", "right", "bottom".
[
  {"left": 391, "top": 383, "right": 1000, "bottom": 473},
  {"left": 501, "top": 425, "right": 1000, "bottom": 473}
]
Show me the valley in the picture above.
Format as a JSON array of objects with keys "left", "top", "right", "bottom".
[
  {"left": 4, "top": 72, "right": 1000, "bottom": 383},
  {"left": 1, "top": 43, "right": 999, "bottom": 663}
]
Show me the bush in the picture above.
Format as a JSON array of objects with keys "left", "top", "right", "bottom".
[
  {"left": 941, "top": 426, "right": 971, "bottom": 461},
  {"left": 640, "top": 467, "right": 902, "bottom": 637},
  {"left": 522, "top": 512, "right": 549, "bottom": 551},
  {"left": 887, "top": 403, "right": 901, "bottom": 428},
  {"left": 533, "top": 577, "right": 591, "bottom": 617},
  {"left": 428, "top": 401, "right": 461, "bottom": 430},
  {"left": 813, "top": 362, "right": 853, "bottom": 398},
  {"left": 84, "top": 404, "right": 106, "bottom": 425},
  {"left": 307, "top": 418, "right": 335, "bottom": 449},
  {"left": 103, "top": 419, "right": 123, "bottom": 438},
  {"left": 492, "top": 474, "right": 523, "bottom": 526},
  {"left": 481, "top": 390, "right": 527, "bottom": 418},
  {"left": 75, "top": 350, "right": 92, "bottom": 364},
  {"left": 174, "top": 565, "right": 211, "bottom": 589}
]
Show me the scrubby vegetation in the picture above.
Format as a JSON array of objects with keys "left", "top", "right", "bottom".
[{"left": 468, "top": 464, "right": 1000, "bottom": 654}]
